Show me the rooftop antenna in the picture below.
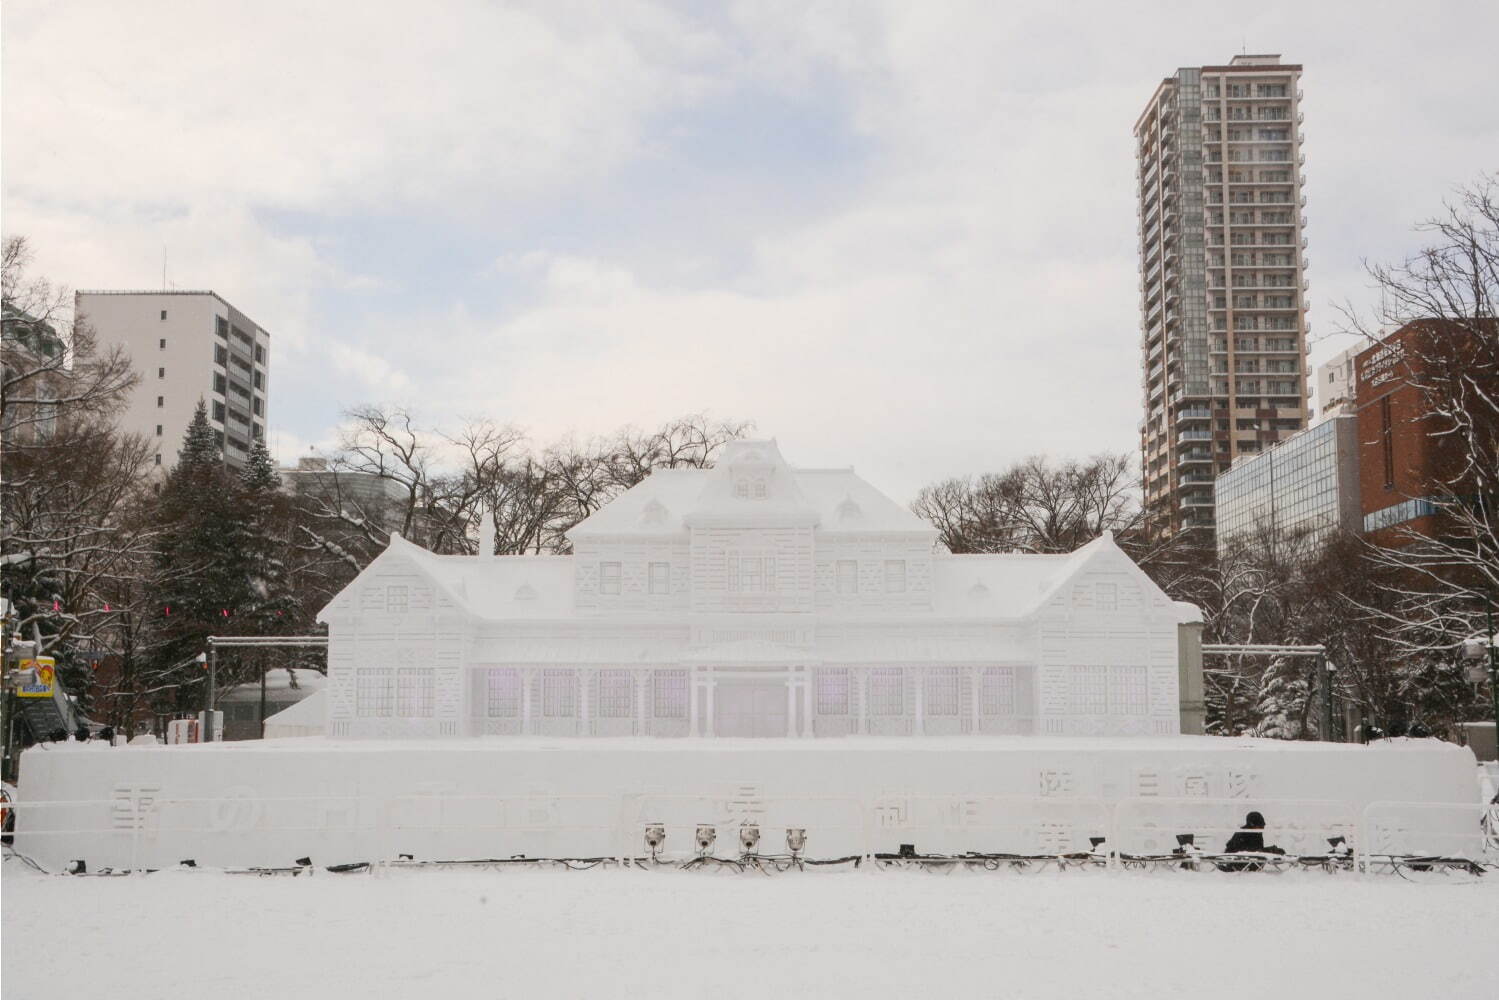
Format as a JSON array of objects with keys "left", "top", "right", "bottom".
[{"left": 162, "top": 246, "right": 167, "bottom": 291}]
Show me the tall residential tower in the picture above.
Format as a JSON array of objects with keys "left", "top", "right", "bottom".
[
  {"left": 1135, "top": 54, "right": 1311, "bottom": 538},
  {"left": 75, "top": 291, "right": 271, "bottom": 470}
]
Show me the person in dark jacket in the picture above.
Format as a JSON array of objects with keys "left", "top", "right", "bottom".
[{"left": 1219, "top": 811, "right": 1285, "bottom": 871}]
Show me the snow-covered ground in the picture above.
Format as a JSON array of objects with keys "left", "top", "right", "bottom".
[{"left": 5, "top": 859, "right": 1498, "bottom": 999}]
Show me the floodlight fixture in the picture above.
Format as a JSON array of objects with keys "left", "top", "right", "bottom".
[
  {"left": 738, "top": 823, "right": 760, "bottom": 854},
  {"left": 1088, "top": 837, "right": 1106, "bottom": 850},
  {"left": 695, "top": 824, "right": 716, "bottom": 855},
  {"left": 1175, "top": 834, "right": 1195, "bottom": 848},
  {"left": 786, "top": 828, "right": 807, "bottom": 856},
  {"left": 66, "top": 859, "right": 87, "bottom": 875},
  {"left": 644, "top": 823, "right": 667, "bottom": 854}
]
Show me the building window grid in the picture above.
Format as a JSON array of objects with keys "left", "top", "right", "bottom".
[
  {"left": 486, "top": 669, "right": 520, "bottom": 717},
  {"left": 597, "top": 669, "right": 635, "bottom": 718},
  {"left": 386, "top": 586, "right": 408, "bottom": 613},
  {"left": 924, "top": 667, "right": 960, "bottom": 716},
  {"left": 816, "top": 667, "right": 850, "bottom": 715},
  {"left": 542, "top": 669, "right": 576, "bottom": 718},
  {"left": 1110, "top": 666, "right": 1149, "bottom": 715},
  {"left": 356, "top": 668, "right": 394, "bottom": 718},
  {"left": 868, "top": 667, "right": 904, "bottom": 716},
  {"left": 653, "top": 669, "right": 688, "bottom": 718},
  {"left": 396, "top": 667, "right": 434, "bottom": 718},
  {"left": 980, "top": 667, "right": 1016, "bottom": 715},
  {"left": 1068, "top": 665, "right": 1108, "bottom": 715},
  {"left": 647, "top": 562, "right": 670, "bottom": 596}
]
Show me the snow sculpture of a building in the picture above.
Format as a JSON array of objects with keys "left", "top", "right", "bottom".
[{"left": 319, "top": 440, "right": 1197, "bottom": 739}]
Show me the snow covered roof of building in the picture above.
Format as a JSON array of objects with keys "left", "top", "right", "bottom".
[
  {"left": 219, "top": 668, "right": 327, "bottom": 704},
  {"left": 568, "top": 439, "right": 935, "bottom": 537}
]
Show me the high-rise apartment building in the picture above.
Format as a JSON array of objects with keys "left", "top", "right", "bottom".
[
  {"left": 75, "top": 291, "right": 270, "bottom": 470},
  {"left": 1135, "top": 54, "right": 1311, "bottom": 538}
]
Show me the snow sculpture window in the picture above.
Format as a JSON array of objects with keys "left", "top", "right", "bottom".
[
  {"left": 924, "top": 667, "right": 959, "bottom": 716},
  {"left": 640, "top": 499, "right": 668, "bottom": 525},
  {"left": 542, "top": 669, "right": 577, "bottom": 718},
  {"left": 598, "top": 669, "right": 634, "bottom": 718},
  {"left": 1068, "top": 665, "right": 1108, "bottom": 715},
  {"left": 816, "top": 668, "right": 850, "bottom": 715},
  {"left": 648, "top": 562, "right": 670, "bottom": 596},
  {"left": 981, "top": 667, "right": 1015, "bottom": 715},
  {"left": 1095, "top": 583, "right": 1118, "bottom": 611},
  {"left": 396, "top": 667, "right": 434, "bottom": 717},
  {"left": 1110, "top": 666, "right": 1149, "bottom": 715},
  {"left": 653, "top": 669, "right": 688, "bottom": 718},
  {"left": 486, "top": 669, "right": 520, "bottom": 717},
  {"left": 884, "top": 560, "right": 907, "bottom": 594},
  {"left": 869, "top": 667, "right": 905, "bottom": 716},
  {"left": 599, "top": 562, "right": 622, "bottom": 596},
  {"left": 355, "top": 668, "right": 394, "bottom": 718},
  {"left": 835, "top": 560, "right": 858, "bottom": 595},
  {"left": 386, "top": 586, "right": 409, "bottom": 614},
  {"left": 728, "top": 554, "right": 776, "bottom": 593},
  {"left": 734, "top": 476, "right": 767, "bottom": 499}
]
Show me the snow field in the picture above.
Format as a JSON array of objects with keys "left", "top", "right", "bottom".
[{"left": 5, "top": 859, "right": 1498, "bottom": 999}]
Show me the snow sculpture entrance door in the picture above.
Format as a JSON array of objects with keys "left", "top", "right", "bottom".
[{"left": 715, "top": 681, "right": 789, "bottom": 738}]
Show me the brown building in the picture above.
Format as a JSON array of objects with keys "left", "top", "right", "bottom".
[
  {"left": 1354, "top": 319, "right": 1490, "bottom": 544},
  {"left": 1136, "top": 54, "right": 1312, "bottom": 539}
]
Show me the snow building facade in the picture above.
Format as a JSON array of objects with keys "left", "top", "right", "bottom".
[{"left": 318, "top": 440, "right": 1198, "bottom": 740}]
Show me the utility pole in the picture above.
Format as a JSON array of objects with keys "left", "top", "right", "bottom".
[
  {"left": 1318, "top": 653, "right": 1335, "bottom": 741},
  {"left": 198, "top": 647, "right": 215, "bottom": 743}
]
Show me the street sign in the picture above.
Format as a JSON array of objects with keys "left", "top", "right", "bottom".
[{"left": 16, "top": 656, "right": 56, "bottom": 698}]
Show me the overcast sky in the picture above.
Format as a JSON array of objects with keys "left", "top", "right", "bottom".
[{"left": 5, "top": 1, "right": 1497, "bottom": 500}]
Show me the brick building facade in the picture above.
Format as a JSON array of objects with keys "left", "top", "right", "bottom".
[{"left": 1353, "top": 320, "right": 1491, "bottom": 544}]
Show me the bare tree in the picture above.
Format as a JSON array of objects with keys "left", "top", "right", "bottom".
[
  {"left": 911, "top": 453, "right": 1146, "bottom": 555},
  {"left": 2, "top": 236, "right": 138, "bottom": 437}
]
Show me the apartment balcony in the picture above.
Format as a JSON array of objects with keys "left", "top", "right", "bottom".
[
  {"left": 1176, "top": 428, "right": 1214, "bottom": 446},
  {"left": 1180, "top": 494, "right": 1216, "bottom": 509},
  {"left": 1176, "top": 407, "right": 1212, "bottom": 422},
  {"left": 1177, "top": 450, "right": 1214, "bottom": 466}
]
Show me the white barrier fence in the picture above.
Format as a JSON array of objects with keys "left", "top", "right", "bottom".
[{"left": 7, "top": 793, "right": 1496, "bottom": 873}]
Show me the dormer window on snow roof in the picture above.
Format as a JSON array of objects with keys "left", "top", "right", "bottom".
[{"left": 734, "top": 476, "right": 767, "bottom": 500}]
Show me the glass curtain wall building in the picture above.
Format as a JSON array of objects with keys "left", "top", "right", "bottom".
[{"left": 1213, "top": 415, "right": 1360, "bottom": 558}]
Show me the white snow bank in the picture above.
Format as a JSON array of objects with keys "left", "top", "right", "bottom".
[
  {"left": 261, "top": 689, "right": 326, "bottom": 739},
  {"left": 14, "top": 736, "right": 1481, "bottom": 870},
  {"left": 4, "top": 861, "right": 1497, "bottom": 1000}
]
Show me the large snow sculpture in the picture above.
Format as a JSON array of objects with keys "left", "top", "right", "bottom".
[{"left": 319, "top": 440, "right": 1198, "bottom": 739}]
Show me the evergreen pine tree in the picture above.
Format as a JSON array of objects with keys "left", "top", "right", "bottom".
[
  {"left": 149, "top": 400, "right": 251, "bottom": 711},
  {"left": 235, "top": 437, "right": 299, "bottom": 636}
]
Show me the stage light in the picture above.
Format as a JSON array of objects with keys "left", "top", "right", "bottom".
[
  {"left": 786, "top": 828, "right": 807, "bottom": 856},
  {"left": 1089, "top": 837, "right": 1106, "bottom": 850},
  {"left": 66, "top": 859, "right": 86, "bottom": 875},
  {"left": 738, "top": 823, "right": 760, "bottom": 854},
  {"left": 695, "top": 824, "right": 716, "bottom": 855},
  {"left": 180, "top": 859, "right": 196, "bottom": 868},
  {"left": 898, "top": 843, "right": 917, "bottom": 858},
  {"left": 295, "top": 856, "right": 312, "bottom": 868},
  {"left": 1175, "top": 834, "right": 1195, "bottom": 848},
  {"left": 644, "top": 823, "right": 666, "bottom": 854}
]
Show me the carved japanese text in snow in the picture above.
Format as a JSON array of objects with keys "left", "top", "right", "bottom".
[{"left": 318, "top": 440, "right": 1200, "bottom": 739}]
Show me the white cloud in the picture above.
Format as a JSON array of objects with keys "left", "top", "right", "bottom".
[{"left": 6, "top": 0, "right": 1499, "bottom": 500}]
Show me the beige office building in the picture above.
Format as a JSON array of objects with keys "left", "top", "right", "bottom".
[
  {"left": 75, "top": 291, "right": 270, "bottom": 470},
  {"left": 1135, "top": 54, "right": 1311, "bottom": 537}
]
